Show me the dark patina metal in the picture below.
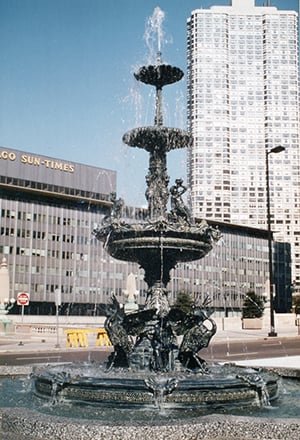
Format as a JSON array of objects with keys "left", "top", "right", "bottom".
[{"left": 33, "top": 54, "right": 279, "bottom": 411}]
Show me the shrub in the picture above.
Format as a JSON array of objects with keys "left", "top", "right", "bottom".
[
  {"left": 293, "top": 295, "right": 300, "bottom": 315},
  {"left": 242, "top": 291, "right": 264, "bottom": 319},
  {"left": 172, "top": 291, "right": 193, "bottom": 314}
]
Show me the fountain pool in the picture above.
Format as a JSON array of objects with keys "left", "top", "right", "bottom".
[{"left": 1, "top": 366, "right": 300, "bottom": 439}]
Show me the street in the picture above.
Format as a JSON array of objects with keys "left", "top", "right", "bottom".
[
  {"left": 0, "top": 347, "right": 111, "bottom": 366},
  {"left": 0, "top": 337, "right": 299, "bottom": 366},
  {"left": 201, "top": 336, "right": 300, "bottom": 362}
]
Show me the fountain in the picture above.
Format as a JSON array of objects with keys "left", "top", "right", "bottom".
[
  {"left": 1, "top": 8, "right": 300, "bottom": 440},
  {"left": 32, "top": 10, "right": 278, "bottom": 413}
]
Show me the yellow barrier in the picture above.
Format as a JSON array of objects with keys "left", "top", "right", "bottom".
[
  {"left": 64, "top": 328, "right": 111, "bottom": 348},
  {"left": 64, "top": 329, "right": 88, "bottom": 348},
  {"left": 95, "top": 329, "right": 112, "bottom": 347}
]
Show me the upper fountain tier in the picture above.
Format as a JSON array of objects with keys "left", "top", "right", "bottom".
[
  {"left": 134, "top": 62, "right": 183, "bottom": 88},
  {"left": 122, "top": 58, "right": 192, "bottom": 220},
  {"left": 123, "top": 59, "right": 192, "bottom": 153}
]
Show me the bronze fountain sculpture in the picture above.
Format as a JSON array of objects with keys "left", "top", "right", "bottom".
[
  {"left": 94, "top": 52, "right": 220, "bottom": 374},
  {"left": 33, "top": 52, "right": 278, "bottom": 411}
]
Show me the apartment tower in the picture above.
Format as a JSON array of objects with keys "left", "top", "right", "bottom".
[{"left": 187, "top": 0, "right": 300, "bottom": 288}]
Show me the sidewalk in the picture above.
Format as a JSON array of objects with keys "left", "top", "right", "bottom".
[
  {"left": 212, "top": 323, "right": 300, "bottom": 370},
  {"left": 213, "top": 324, "right": 300, "bottom": 341}
]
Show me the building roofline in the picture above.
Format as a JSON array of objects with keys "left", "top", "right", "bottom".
[{"left": 205, "top": 218, "right": 269, "bottom": 239}]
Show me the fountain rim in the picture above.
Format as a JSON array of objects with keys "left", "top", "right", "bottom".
[
  {"left": 122, "top": 126, "right": 193, "bottom": 151},
  {"left": 134, "top": 63, "right": 184, "bottom": 87}
]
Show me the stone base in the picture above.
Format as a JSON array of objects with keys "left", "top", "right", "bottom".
[
  {"left": 1, "top": 408, "right": 300, "bottom": 440},
  {"left": 242, "top": 318, "right": 263, "bottom": 330}
]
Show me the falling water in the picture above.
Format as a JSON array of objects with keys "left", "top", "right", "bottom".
[
  {"left": 122, "top": 81, "right": 145, "bottom": 128},
  {"left": 50, "top": 381, "right": 59, "bottom": 405},
  {"left": 174, "top": 90, "right": 185, "bottom": 129},
  {"left": 260, "top": 381, "right": 271, "bottom": 407},
  {"left": 1, "top": 375, "right": 300, "bottom": 420}
]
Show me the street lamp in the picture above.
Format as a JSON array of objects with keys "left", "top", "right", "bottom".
[
  {"left": 266, "top": 145, "right": 285, "bottom": 337},
  {"left": 54, "top": 288, "right": 61, "bottom": 348}
]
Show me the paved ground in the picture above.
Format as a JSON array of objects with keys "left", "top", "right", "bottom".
[
  {"left": 215, "top": 325, "right": 300, "bottom": 369},
  {"left": 1, "top": 323, "right": 300, "bottom": 369}
]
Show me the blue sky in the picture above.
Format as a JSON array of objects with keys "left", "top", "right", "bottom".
[{"left": 0, "top": 0, "right": 298, "bottom": 206}]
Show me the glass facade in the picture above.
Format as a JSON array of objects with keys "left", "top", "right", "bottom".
[{"left": 187, "top": 1, "right": 300, "bottom": 289}]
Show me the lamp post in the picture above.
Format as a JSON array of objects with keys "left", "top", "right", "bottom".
[
  {"left": 54, "top": 288, "right": 61, "bottom": 348},
  {"left": 266, "top": 145, "right": 285, "bottom": 337}
]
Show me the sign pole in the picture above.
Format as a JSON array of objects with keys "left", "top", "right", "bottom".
[
  {"left": 55, "top": 289, "right": 61, "bottom": 348},
  {"left": 17, "top": 292, "right": 30, "bottom": 346}
]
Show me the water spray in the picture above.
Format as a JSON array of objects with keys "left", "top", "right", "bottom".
[{"left": 144, "top": 7, "right": 165, "bottom": 64}]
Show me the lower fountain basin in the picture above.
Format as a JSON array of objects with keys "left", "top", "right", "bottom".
[
  {"left": 94, "top": 218, "right": 219, "bottom": 286},
  {"left": 97, "top": 219, "right": 215, "bottom": 262},
  {"left": 32, "top": 362, "right": 278, "bottom": 410},
  {"left": 2, "top": 365, "right": 300, "bottom": 440}
]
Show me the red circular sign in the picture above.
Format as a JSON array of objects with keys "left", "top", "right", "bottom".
[{"left": 17, "top": 292, "right": 29, "bottom": 306}]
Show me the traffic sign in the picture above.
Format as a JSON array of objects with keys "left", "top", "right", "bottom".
[{"left": 17, "top": 292, "right": 30, "bottom": 306}]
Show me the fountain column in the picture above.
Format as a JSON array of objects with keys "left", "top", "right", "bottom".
[
  {"left": 145, "top": 148, "right": 169, "bottom": 219},
  {"left": 144, "top": 52, "right": 169, "bottom": 220}
]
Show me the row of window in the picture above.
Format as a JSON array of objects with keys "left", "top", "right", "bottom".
[
  {"left": 1, "top": 209, "right": 95, "bottom": 227},
  {"left": 0, "top": 176, "right": 110, "bottom": 203},
  {"left": 0, "top": 228, "right": 81, "bottom": 243},
  {"left": 0, "top": 245, "right": 89, "bottom": 261}
]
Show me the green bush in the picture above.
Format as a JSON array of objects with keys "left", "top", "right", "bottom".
[
  {"left": 242, "top": 291, "right": 264, "bottom": 319},
  {"left": 293, "top": 295, "right": 300, "bottom": 315},
  {"left": 172, "top": 291, "right": 193, "bottom": 314}
]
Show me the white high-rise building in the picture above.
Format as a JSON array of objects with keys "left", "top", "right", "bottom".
[{"left": 187, "top": 0, "right": 300, "bottom": 289}]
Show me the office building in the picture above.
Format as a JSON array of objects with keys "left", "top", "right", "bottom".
[
  {"left": 186, "top": 0, "right": 300, "bottom": 289},
  {"left": 0, "top": 146, "right": 291, "bottom": 315},
  {"left": 0, "top": 146, "right": 122, "bottom": 310}
]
